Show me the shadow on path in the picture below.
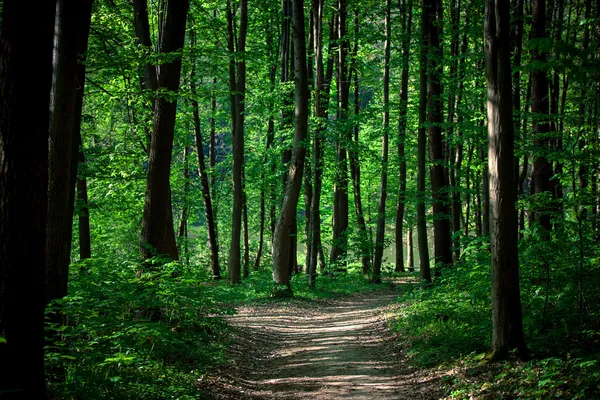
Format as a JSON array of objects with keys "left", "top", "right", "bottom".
[{"left": 202, "top": 287, "right": 445, "bottom": 399}]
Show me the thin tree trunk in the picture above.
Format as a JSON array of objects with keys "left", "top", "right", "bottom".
[
  {"left": 330, "top": 0, "right": 351, "bottom": 266},
  {"left": 426, "top": 0, "right": 453, "bottom": 273},
  {"left": 178, "top": 145, "right": 190, "bottom": 239},
  {"left": 530, "top": 0, "right": 553, "bottom": 236},
  {"left": 348, "top": 9, "right": 371, "bottom": 275},
  {"left": 407, "top": 225, "right": 415, "bottom": 271},
  {"left": 373, "top": 0, "right": 392, "bottom": 284},
  {"left": 273, "top": 0, "right": 310, "bottom": 291},
  {"left": 308, "top": 0, "right": 333, "bottom": 286},
  {"left": 395, "top": 0, "right": 413, "bottom": 273},
  {"left": 417, "top": 0, "right": 431, "bottom": 282}
]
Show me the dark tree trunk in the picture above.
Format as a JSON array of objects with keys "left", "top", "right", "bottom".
[
  {"left": 226, "top": 0, "right": 248, "bottom": 284},
  {"left": 140, "top": 0, "right": 189, "bottom": 261},
  {"left": 255, "top": 21, "right": 277, "bottom": 270},
  {"left": 349, "top": 9, "right": 371, "bottom": 275},
  {"left": 373, "top": 0, "right": 392, "bottom": 284},
  {"left": 330, "top": 0, "right": 351, "bottom": 265},
  {"left": 395, "top": 0, "right": 413, "bottom": 273},
  {"left": 190, "top": 67, "right": 221, "bottom": 279},
  {"left": 485, "top": 0, "right": 527, "bottom": 360},
  {"left": 308, "top": 0, "right": 333, "bottom": 287},
  {"left": 72, "top": 1, "right": 94, "bottom": 261},
  {"left": 132, "top": 0, "right": 158, "bottom": 148},
  {"left": 0, "top": 0, "right": 55, "bottom": 396},
  {"left": 448, "top": 2, "right": 466, "bottom": 263},
  {"left": 273, "top": 0, "right": 310, "bottom": 289},
  {"left": 46, "top": 0, "right": 93, "bottom": 302},
  {"left": 530, "top": 0, "right": 553, "bottom": 236},
  {"left": 417, "top": 0, "right": 431, "bottom": 282},
  {"left": 426, "top": 0, "right": 453, "bottom": 273}
]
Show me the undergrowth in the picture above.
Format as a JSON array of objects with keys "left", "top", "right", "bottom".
[
  {"left": 46, "top": 258, "right": 384, "bottom": 399},
  {"left": 391, "top": 231, "right": 600, "bottom": 399}
]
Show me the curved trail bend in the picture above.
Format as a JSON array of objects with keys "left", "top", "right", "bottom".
[{"left": 204, "top": 288, "right": 444, "bottom": 399}]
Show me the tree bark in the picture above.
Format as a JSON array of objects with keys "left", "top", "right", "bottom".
[
  {"left": 46, "top": 0, "right": 93, "bottom": 302},
  {"left": 226, "top": 0, "right": 248, "bottom": 284},
  {"left": 485, "top": 0, "right": 527, "bottom": 360},
  {"left": 190, "top": 66, "right": 221, "bottom": 279},
  {"left": 0, "top": 1, "right": 55, "bottom": 396},
  {"left": 395, "top": 0, "right": 413, "bottom": 273},
  {"left": 426, "top": 0, "right": 453, "bottom": 273},
  {"left": 417, "top": 0, "right": 431, "bottom": 282},
  {"left": 373, "top": 0, "right": 392, "bottom": 284},
  {"left": 330, "top": 0, "right": 351, "bottom": 266},
  {"left": 348, "top": 9, "right": 371, "bottom": 275},
  {"left": 530, "top": 0, "right": 553, "bottom": 236},
  {"left": 273, "top": 0, "right": 310, "bottom": 290},
  {"left": 140, "top": 0, "right": 189, "bottom": 261},
  {"left": 307, "top": 0, "right": 333, "bottom": 287}
]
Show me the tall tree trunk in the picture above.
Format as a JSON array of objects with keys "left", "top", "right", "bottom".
[
  {"left": 330, "top": 0, "right": 351, "bottom": 265},
  {"left": 395, "top": 0, "right": 413, "bottom": 273},
  {"left": 485, "top": 0, "right": 527, "bottom": 360},
  {"left": 417, "top": 0, "right": 431, "bottom": 282},
  {"left": 140, "top": 0, "right": 189, "bottom": 261},
  {"left": 0, "top": 1, "right": 55, "bottom": 396},
  {"left": 190, "top": 63, "right": 221, "bottom": 279},
  {"left": 307, "top": 0, "right": 333, "bottom": 287},
  {"left": 530, "top": 0, "right": 553, "bottom": 236},
  {"left": 227, "top": 0, "right": 248, "bottom": 284},
  {"left": 349, "top": 9, "right": 371, "bottom": 275},
  {"left": 72, "top": 1, "right": 94, "bottom": 261},
  {"left": 373, "top": 0, "right": 392, "bottom": 284},
  {"left": 426, "top": 0, "right": 453, "bottom": 273},
  {"left": 46, "top": 0, "right": 94, "bottom": 302},
  {"left": 273, "top": 0, "right": 310, "bottom": 290},
  {"left": 255, "top": 18, "right": 277, "bottom": 270},
  {"left": 448, "top": 1, "right": 465, "bottom": 263}
]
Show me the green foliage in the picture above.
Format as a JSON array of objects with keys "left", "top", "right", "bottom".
[{"left": 46, "top": 258, "right": 232, "bottom": 399}]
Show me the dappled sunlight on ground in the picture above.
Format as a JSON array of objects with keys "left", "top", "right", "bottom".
[{"left": 201, "top": 286, "right": 445, "bottom": 399}]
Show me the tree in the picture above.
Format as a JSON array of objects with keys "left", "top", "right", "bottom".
[
  {"left": 395, "top": 0, "right": 413, "bottom": 273},
  {"left": 349, "top": 8, "right": 371, "bottom": 275},
  {"left": 272, "top": 0, "right": 309, "bottom": 291},
  {"left": 0, "top": 0, "right": 56, "bottom": 396},
  {"left": 140, "top": 0, "right": 190, "bottom": 261},
  {"left": 485, "top": 0, "right": 527, "bottom": 360},
  {"left": 372, "top": 0, "right": 392, "bottom": 284},
  {"left": 46, "top": 0, "right": 94, "bottom": 302},
  {"left": 417, "top": 0, "right": 431, "bottom": 282},
  {"left": 426, "top": 0, "right": 453, "bottom": 273},
  {"left": 226, "top": 0, "right": 248, "bottom": 284},
  {"left": 190, "top": 43, "right": 221, "bottom": 279},
  {"left": 530, "top": 0, "right": 553, "bottom": 236},
  {"left": 330, "top": 0, "right": 351, "bottom": 265}
]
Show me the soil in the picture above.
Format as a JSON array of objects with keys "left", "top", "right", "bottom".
[{"left": 199, "top": 286, "right": 446, "bottom": 399}]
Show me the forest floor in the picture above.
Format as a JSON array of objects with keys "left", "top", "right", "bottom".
[{"left": 199, "top": 280, "right": 447, "bottom": 399}]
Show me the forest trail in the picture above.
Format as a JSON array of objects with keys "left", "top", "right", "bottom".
[{"left": 202, "top": 285, "right": 445, "bottom": 399}]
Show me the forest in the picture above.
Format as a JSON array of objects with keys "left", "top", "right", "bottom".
[{"left": 0, "top": 0, "right": 599, "bottom": 398}]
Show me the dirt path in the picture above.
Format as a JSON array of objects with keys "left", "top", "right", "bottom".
[{"left": 202, "top": 288, "right": 445, "bottom": 399}]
